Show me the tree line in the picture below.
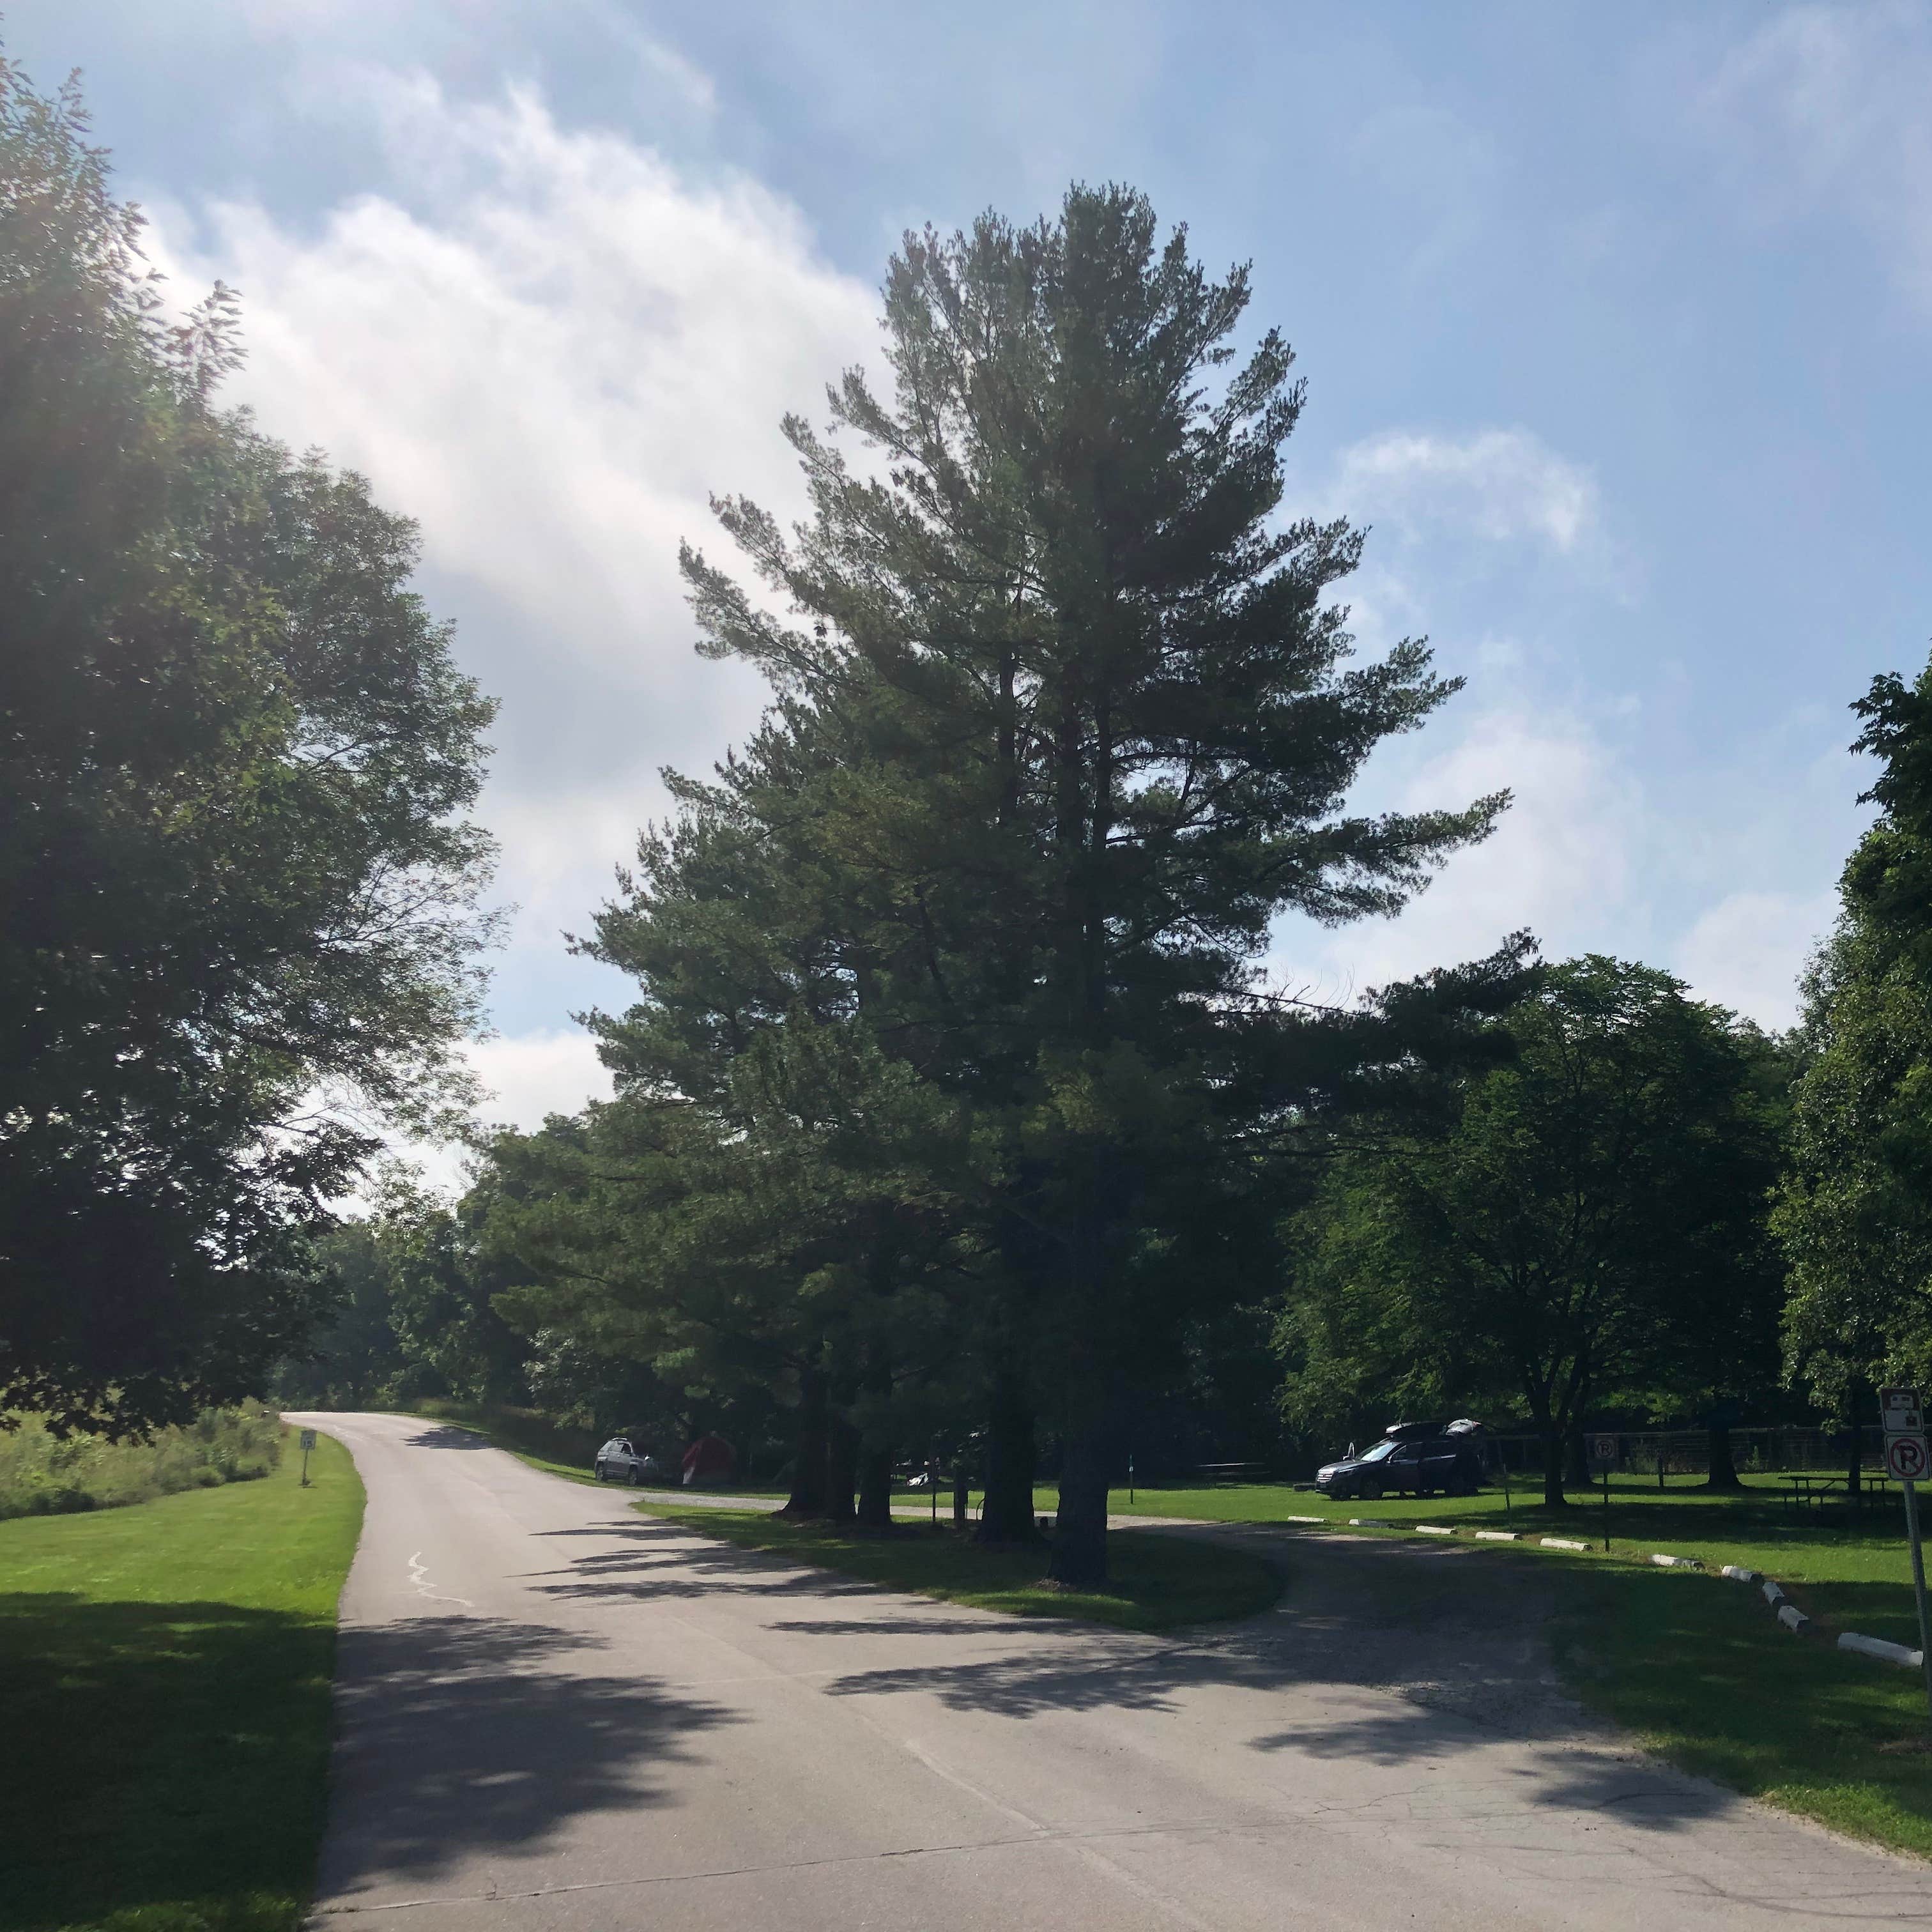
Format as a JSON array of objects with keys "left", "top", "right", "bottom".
[{"left": 8, "top": 60, "right": 1932, "bottom": 1579}]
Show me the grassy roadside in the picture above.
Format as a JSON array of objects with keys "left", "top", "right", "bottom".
[
  {"left": 1549, "top": 1553, "right": 1932, "bottom": 1859},
  {"left": 1095, "top": 1476, "right": 1932, "bottom": 1856},
  {"left": 0, "top": 1430, "right": 365, "bottom": 1932},
  {"left": 638, "top": 1501, "right": 1284, "bottom": 1634},
  {"left": 402, "top": 1400, "right": 602, "bottom": 1485},
  {"left": 1100, "top": 1475, "right": 1932, "bottom": 1604}
]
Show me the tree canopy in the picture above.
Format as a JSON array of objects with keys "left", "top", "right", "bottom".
[
  {"left": 1777, "top": 653, "right": 1932, "bottom": 1418},
  {"left": 484, "top": 185, "right": 1522, "bottom": 1581},
  {"left": 0, "top": 61, "right": 498, "bottom": 1434},
  {"left": 1280, "top": 958, "right": 1786, "bottom": 1503}
]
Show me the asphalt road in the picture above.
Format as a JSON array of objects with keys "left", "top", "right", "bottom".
[{"left": 289, "top": 1411, "right": 1932, "bottom": 1929}]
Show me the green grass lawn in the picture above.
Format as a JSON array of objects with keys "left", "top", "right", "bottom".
[
  {"left": 638, "top": 1501, "right": 1284, "bottom": 1633},
  {"left": 0, "top": 1431, "right": 365, "bottom": 1932},
  {"left": 1549, "top": 1553, "right": 1932, "bottom": 1858},
  {"left": 1101, "top": 1473, "right": 1932, "bottom": 1592}
]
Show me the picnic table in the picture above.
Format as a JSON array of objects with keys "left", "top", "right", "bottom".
[{"left": 1779, "top": 1471, "right": 1900, "bottom": 1518}]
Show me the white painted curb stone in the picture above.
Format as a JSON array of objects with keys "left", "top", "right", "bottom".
[
  {"left": 1284, "top": 1515, "right": 1324, "bottom": 1524},
  {"left": 1720, "top": 1565, "right": 1759, "bottom": 1583},
  {"left": 1474, "top": 1529, "right": 1518, "bottom": 1541},
  {"left": 1777, "top": 1604, "right": 1809, "bottom": 1633},
  {"left": 1540, "top": 1537, "right": 1589, "bottom": 1551},
  {"left": 1416, "top": 1525, "right": 1455, "bottom": 1537},
  {"left": 1650, "top": 1552, "right": 1701, "bottom": 1568},
  {"left": 1839, "top": 1632, "right": 1924, "bottom": 1668}
]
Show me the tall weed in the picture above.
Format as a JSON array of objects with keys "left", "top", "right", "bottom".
[{"left": 0, "top": 1403, "right": 285, "bottom": 1518}]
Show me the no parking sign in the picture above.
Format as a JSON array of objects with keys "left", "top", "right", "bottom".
[
  {"left": 1882, "top": 1389, "right": 1928, "bottom": 1483},
  {"left": 1878, "top": 1388, "right": 1932, "bottom": 1730}
]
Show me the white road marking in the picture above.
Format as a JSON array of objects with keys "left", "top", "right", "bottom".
[{"left": 406, "top": 1549, "right": 473, "bottom": 1609}]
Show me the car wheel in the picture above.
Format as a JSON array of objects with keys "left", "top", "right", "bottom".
[
  {"left": 629, "top": 1464, "right": 646, "bottom": 1487},
  {"left": 593, "top": 1462, "right": 606, "bottom": 1482}
]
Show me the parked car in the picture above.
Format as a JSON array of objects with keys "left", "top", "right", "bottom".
[
  {"left": 594, "top": 1438, "right": 663, "bottom": 1485},
  {"left": 1315, "top": 1419, "right": 1486, "bottom": 1501}
]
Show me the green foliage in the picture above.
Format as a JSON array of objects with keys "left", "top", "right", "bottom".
[
  {"left": 490, "top": 183, "right": 1522, "bottom": 1582},
  {"left": 1281, "top": 958, "right": 1785, "bottom": 1493},
  {"left": 1776, "top": 652, "right": 1932, "bottom": 1411},
  {"left": 0, "top": 61, "right": 499, "bottom": 1436},
  {"left": 0, "top": 1403, "right": 282, "bottom": 1519}
]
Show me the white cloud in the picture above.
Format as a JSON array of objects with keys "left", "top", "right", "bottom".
[
  {"left": 466, "top": 1027, "right": 613, "bottom": 1133},
  {"left": 1279, "top": 696, "right": 1855, "bottom": 1029},
  {"left": 154, "top": 72, "right": 878, "bottom": 1020},
  {"left": 1696, "top": 2, "right": 1932, "bottom": 318},
  {"left": 1673, "top": 889, "right": 1836, "bottom": 1030},
  {"left": 1276, "top": 706, "right": 1651, "bottom": 1000},
  {"left": 1331, "top": 427, "right": 1602, "bottom": 556}
]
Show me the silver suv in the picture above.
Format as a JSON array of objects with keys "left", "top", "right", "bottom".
[{"left": 594, "top": 1438, "right": 661, "bottom": 1485}]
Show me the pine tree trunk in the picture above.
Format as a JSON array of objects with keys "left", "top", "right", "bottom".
[
  {"left": 1049, "top": 1360, "right": 1122, "bottom": 1588},
  {"left": 976, "top": 1363, "right": 1039, "bottom": 1544},
  {"left": 857, "top": 1441, "right": 894, "bottom": 1528},
  {"left": 825, "top": 1413, "right": 859, "bottom": 1525},
  {"left": 1050, "top": 1410, "right": 1113, "bottom": 1586},
  {"left": 952, "top": 1462, "right": 969, "bottom": 1528},
  {"left": 779, "top": 1365, "right": 829, "bottom": 1517}
]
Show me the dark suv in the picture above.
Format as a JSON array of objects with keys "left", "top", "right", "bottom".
[{"left": 1314, "top": 1420, "right": 1485, "bottom": 1501}]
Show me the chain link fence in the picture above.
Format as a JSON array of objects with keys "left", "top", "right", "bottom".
[{"left": 1485, "top": 1425, "right": 1889, "bottom": 1480}]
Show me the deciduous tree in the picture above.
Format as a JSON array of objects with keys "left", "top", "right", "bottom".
[{"left": 0, "top": 62, "right": 498, "bottom": 1433}]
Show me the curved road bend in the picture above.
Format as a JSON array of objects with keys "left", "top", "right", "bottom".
[{"left": 288, "top": 1411, "right": 1932, "bottom": 1931}]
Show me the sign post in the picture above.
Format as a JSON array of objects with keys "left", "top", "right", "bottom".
[
  {"left": 1592, "top": 1433, "right": 1617, "bottom": 1552},
  {"left": 1881, "top": 1388, "right": 1932, "bottom": 1728},
  {"left": 298, "top": 1426, "right": 317, "bottom": 1487}
]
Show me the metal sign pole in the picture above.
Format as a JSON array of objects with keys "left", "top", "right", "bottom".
[
  {"left": 1590, "top": 1433, "right": 1616, "bottom": 1552},
  {"left": 1905, "top": 1478, "right": 1932, "bottom": 1728}
]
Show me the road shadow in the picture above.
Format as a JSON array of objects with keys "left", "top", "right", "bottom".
[
  {"left": 402, "top": 1425, "right": 495, "bottom": 1452},
  {"left": 319, "top": 1614, "right": 736, "bottom": 1896},
  {"left": 524, "top": 1519, "right": 884, "bottom": 1606},
  {"left": 792, "top": 1534, "right": 1752, "bottom": 1837},
  {"left": 0, "top": 1591, "right": 337, "bottom": 1932},
  {"left": 765, "top": 1617, "right": 1011, "bottom": 1637}
]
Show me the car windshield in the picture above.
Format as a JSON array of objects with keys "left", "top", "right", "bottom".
[{"left": 1358, "top": 1440, "right": 1397, "bottom": 1463}]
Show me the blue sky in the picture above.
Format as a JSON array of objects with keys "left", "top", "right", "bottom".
[{"left": 15, "top": 1, "right": 1931, "bottom": 1137}]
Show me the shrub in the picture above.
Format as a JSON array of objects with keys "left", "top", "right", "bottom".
[{"left": 0, "top": 1402, "right": 285, "bottom": 1518}]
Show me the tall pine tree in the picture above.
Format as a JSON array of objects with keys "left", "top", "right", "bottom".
[{"left": 679, "top": 187, "right": 1506, "bottom": 1581}]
